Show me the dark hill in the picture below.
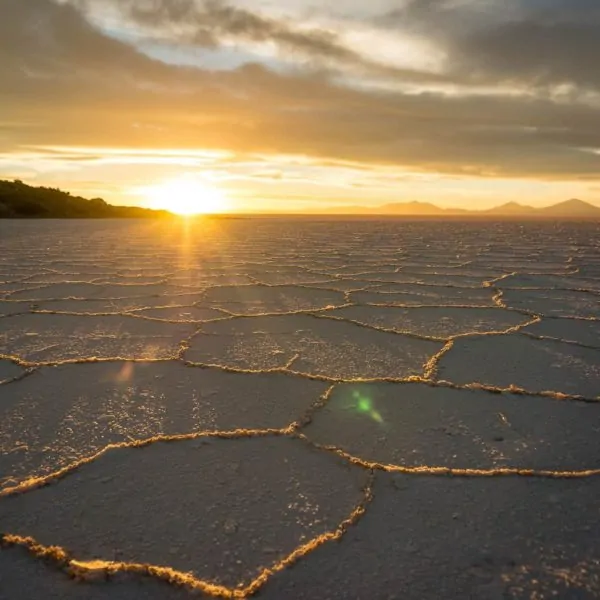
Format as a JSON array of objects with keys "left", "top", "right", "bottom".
[{"left": 0, "top": 180, "right": 169, "bottom": 218}]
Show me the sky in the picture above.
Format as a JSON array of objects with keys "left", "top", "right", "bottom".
[{"left": 1, "top": 0, "right": 600, "bottom": 212}]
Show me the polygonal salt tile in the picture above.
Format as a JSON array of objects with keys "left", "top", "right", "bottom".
[
  {"left": 324, "top": 306, "right": 528, "bottom": 338},
  {"left": 92, "top": 275, "right": 169, "bottom": 285},
  {"left": 0, "top": 301, "right": 30, "bottom": 317},
  {"left": 133, "top": 306, "right": 225, "bottom": 321},
  {"left": 0, "top": 282, "right": 51, "bottom": 297},
  {"left": 0, "top": 361, "right": 328, "bottom": 487},
  {"left": 46, "top": 266, "right": 115, "bottom": 276},
  {"left": 103, "top": 267, "right": 176, "bottom": 278},
  {"left": 353, "top": 282, "right": 496, "bottom": 305},
  {"left": 37, "top": 296, "right": 206, "bottom": 315},
  {"left": 501, "top": 288, "right": 600, "bottom": 319},
  {"left": 309, "top": 279, "right": 372, "bottom": 292},
  {"left": 0, "top": 269, "right": 43, "bottom": 279},
  {"left": 167, "top": 273, "right": 252, "bottom": 287},
  {"left": 438, "top": 334, "right": 600, "bottom": 398},
  {"left": 245, "top": 270, "right": 332, "bottom": 286},
  {"left": 187, "top": 315, "right": 442, "bottom": 379},
  {"left": 260, "top": 475, "right": 600, "bottom": 600},
  {"left": 344, "top": 271, "right": 420, "bottom": 284},
  {"left": 0, "top": 437, "right": 368, "bottom": 589},
  {"left": 202, "top": 285, "right": 345, "bottom": 315},
  {"left": 329, "top": 266, "right": 397, "bottom": 277},
  {"left": 92, "top": 284, "right": 207, "bottom": 300},
  {"left": 524, "top": 318, "right": 600, "bottom": 348},
  {"left": 0, "top": 314, "right": 196, "bottom": 362},
  {"left": 0, "top": 545, "right": 196, "bottom": 600},
  {"left": 32, "top": 299, "right": 142, "bottom": 315},
  {"left": 500, "top": 274, "right": 600, "bottom": 291},
  {"left": 473, "top": 260, "right": 571, "bottom": 274},
  {"left": 575, "top": 264, "right": 600, "bottom": 279},
  {"left": 363, "top": 272, "right": 486, "bottom": 287},
  {"left": 20, "top": 273, "right": 96, "bottom": 284},
  {"left": 8, "top": 283, "right": 204, "bottom": 302},
  {"left": 0, "top": 360, "right": 25, "bottom": 384},
  {"left": 303, "top": 383, "right": 600, "bottom": 470},
  {"left": 7, "top": 283, "right": 110, "bottom": 301}
]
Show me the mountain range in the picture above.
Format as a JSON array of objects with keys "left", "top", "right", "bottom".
[
  {"left": 314, "top": 199, "right": 600, "bottom": 217},
  {"left": 1, "top": 179, "right": 599, "bottom": 218}
]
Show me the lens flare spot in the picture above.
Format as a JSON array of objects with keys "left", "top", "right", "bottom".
[
  {"left": 116, "top": 362, "right": 134, "bottom": 382},
  {"left": 358, "top": 398, "right": 372, "bottom": 413},
  {"left": 371, "top": 410, "right": 384, "bottom": 424},
  {"left": 350, "top": 390, "right": 384, "bottom": 425}
]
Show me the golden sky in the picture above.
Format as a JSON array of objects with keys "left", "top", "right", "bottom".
[{"left": 1, "top": 0, "right": 600, "bottom": 212}]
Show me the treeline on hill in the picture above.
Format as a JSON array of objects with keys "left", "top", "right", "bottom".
[{"left": 0, "top": 180, "right": 170, "bottom": 218}]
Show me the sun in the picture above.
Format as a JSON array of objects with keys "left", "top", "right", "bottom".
[{"left": 143, "top": 176, "right": 229, "bottom": 215}]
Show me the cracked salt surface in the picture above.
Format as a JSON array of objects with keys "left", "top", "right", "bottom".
[
  {"left": 0, "top": 546, "right": 193, "bottom": 600},
  {"left": 303, "top": 383, "right": 600, "bottom": 471},
  {"left": 1, "top": 218, "right": 599, "bottom": 599},
  {"left": 438, "top": 334, "right": 600, "bottom": 398},
  {"left": 351, "top": 282, "right": 497, "bottom": 306},
  {"left": 502, "top": 288, "right": 600, "bottom": 318},
  {"left": 0, "top": 313, "right": 197, "bottom": 362},
  {"left": 0, "top": 359, "right": 25, "bottom": 383},
  {"left": 323, "top": 305, "right": 529, "bottom": 337},
  {"left": 187, "top": 314, "right": 442, "bottom": 378},
  {"left": 524, "top": 318, "right": 600, "bottom": 348},
  {"left": 260, "top": 475, "right": 600, "bottom": 600},
  {"left": 1, "top": 437, "right": 368, "bottom": 588},
  {"left": 0, "top": 362, "right": 328, "bottom": 486}
]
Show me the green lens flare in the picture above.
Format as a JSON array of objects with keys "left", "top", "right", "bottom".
[
  {"left": 351, "top": 391, "right": 384, "bottom": 425},
  {"left": 358, "top": 397, "right": 372, "bottom": 413},
  {"left": 371, "top": 410, "right": 384, "bottom": 424}
]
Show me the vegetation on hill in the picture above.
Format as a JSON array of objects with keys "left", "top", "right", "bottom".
[{"left": 0, "top": 180, "right": 169, "bottom": 218}]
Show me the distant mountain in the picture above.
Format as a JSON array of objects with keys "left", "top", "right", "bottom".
[
  {"left": 485, "top": 201, "right": 536, "bottom": 215},
  {"left": 3, "top": 179, "right": 599, "bottom": 219},
  {"left": 374, "top": 201, "right": 471, "bottom": 215},
  {"left": 315, "top": 201, "right": 464, "bottom": 216},
  {"left": 0, "top": 180, "right": 169, "bottom": 218},
  {"left": 377, "top": 201, "right": 449, "bottom": 215},
  {"left": 309, "top": 198, "right": 600, "bottom": 217},
  {"left": 539, "top": 198, "right": 600, "bottom": 216}
]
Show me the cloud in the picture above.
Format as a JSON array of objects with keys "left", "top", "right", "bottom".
[
  {"left": 73, "top": 0, "right": 448, "bottom": 83},
  {"left": 384, "top": 0, "right": 600, "bottom": 90},
  {"left": 0, "top": 0, "right": 599, "bottom": 181},
  {"left": 457, "top": 21, "right": 600, "bottom": 90}
]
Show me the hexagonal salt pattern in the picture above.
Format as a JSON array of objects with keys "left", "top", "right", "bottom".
[
  {"left": 0, "top": 314, "right": 197, "bottom": 362},
  {"left": 2, "top": 219, "right": 600, "bottom": 599},
  {"left": 259, "top": 475, "right": 600, "bottom": 599},
  {"left": 0, "top": 359, "right": 26, "bottom": 384},
  {"left": 186, "top": 315, "right": 442, "bottom": 379},
  {"left": 437, "top": 334, "right": 600, "bottom": 398},
  {"left": 323, "top": 306, "right": 530, "bottom": 338},
  {"left": 0, "top": 437, "right": 368, "bottom": 589},
  {"left": 0, "top": 361, "right": 328, "bottom": 488},
  {"left": 0, "top": 545, "right": 197, "bottom": 600},
  {"left": 303, "top": 383, "right": 600, "bottom": 471}
]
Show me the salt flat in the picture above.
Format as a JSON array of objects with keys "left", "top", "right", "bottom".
[{"left": 0, "top": 218, "right": 599, "bottom": 599}]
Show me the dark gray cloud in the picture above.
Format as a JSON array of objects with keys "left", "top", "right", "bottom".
[
  {"left": 456, "top": 20, "right": 600, "bottom": 89},
  {"left": 1, "top": 0, "right": 599, "bottom": 180},
  {"left": 128, "top": 0, "right": 379, "bottom": 62},
  {"left": 384, "top": 0, "right": 600, "bottom": 90}
]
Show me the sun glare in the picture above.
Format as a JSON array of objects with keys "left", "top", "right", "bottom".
[{"left": 143, "top": 176, "right": 229, "bottom": 215}]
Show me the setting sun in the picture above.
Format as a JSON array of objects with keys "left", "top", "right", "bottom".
[{"left": 142, "top": 176, "right": 230, "bottom": 215}]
